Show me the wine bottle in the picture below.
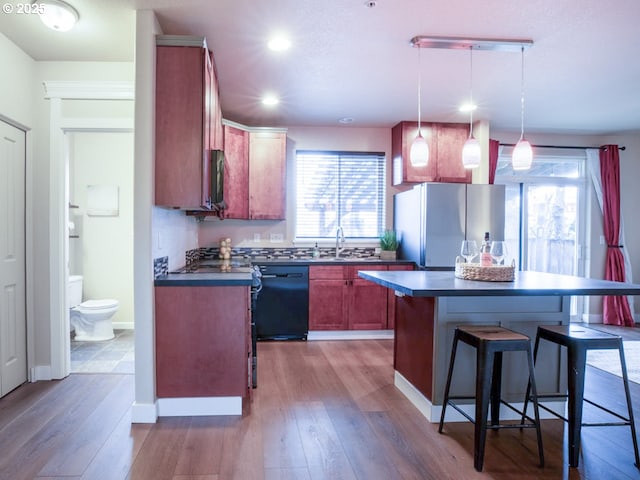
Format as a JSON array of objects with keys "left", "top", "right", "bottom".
[{"left": 480, "top": 231, "right": 492, "bottom": 267}]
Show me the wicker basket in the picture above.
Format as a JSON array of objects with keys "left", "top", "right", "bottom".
[{"left": 454, "top": 258, "right": 515, "bottom": 282}]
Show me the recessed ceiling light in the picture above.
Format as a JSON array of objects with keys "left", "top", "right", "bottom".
[
  {"left": 262, "top": 95, "right": 279, "bottom": 106},
  {"left": 459, "top": 103, "right": 478, "bottom": 113},
  {"left": 338, "top": 117, "right": 354, "bottom": 124},
  {"left": 35, "top": 0, "right": 79, "bottom": 32},
  {"left": 268, "top": 35, "right": 291, "bottom": 52}
]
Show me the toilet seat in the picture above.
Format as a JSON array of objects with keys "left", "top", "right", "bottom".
[{"left": 79, "top": 299, "right": 119, "bottom": 310}]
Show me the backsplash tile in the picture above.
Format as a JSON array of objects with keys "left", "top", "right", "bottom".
[
  {"left": 153, "top": 256, "right": 168, "bottom": 279},
  {"left": 193, "top": 246, "right": 378, "bottom": 262}
]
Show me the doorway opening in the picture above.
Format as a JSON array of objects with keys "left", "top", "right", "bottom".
[{"left": 67, "top": 130, "right": 135, "bottom": 374}]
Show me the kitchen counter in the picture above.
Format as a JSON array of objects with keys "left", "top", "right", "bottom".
[
  {"left": 357, "top": 269, "right": 640, "bottom": 423},
  {"left": 155, "top": 258, "right": 414, "bottom": 286},
  {"left": 154, "top": 269, "right": 254, "bottom": 286},
  {"left": 357, "top": 269, "right": 640, "bottom": 297}
]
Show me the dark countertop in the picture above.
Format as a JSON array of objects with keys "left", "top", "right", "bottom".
[
  {"left": 358, "top": 270, "right": 640, "bottom": 297},
  {"left": 155, "top": 258, "right": 414, "bottom": 286},
  {"left": 155, "top": 272, "right": 254, "bottom": 286}
]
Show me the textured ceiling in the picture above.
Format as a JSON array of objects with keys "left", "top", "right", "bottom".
[{"left": 1, "top": 0, "right": 639, "bottom": 133}]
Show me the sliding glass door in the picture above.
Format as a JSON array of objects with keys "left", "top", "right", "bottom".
[{"left": 496, "top": 150, "right": 587, "bottom": 319}]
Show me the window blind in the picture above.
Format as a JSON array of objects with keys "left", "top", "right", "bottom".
[{"left": 295, "top": 150, "right": 385, "bottom": 240}]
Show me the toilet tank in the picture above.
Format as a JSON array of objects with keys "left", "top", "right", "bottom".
[{"left": 68, "top": 275, "right": 83, "bottom": 308}]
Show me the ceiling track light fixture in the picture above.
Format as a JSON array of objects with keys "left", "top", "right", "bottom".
[
  {"left": 409, "top": 46, "right": 429, "bottom": 167},
  {"left": 512, "top": 46, "right": 533, "bottom": 170},
  {"left": 410, "top": 35, "right": 533, "bottom": 52},
  {"left": 34, "top": 0, "right": 79, "bottom": 32},
  {"left": 462, "top": 46, "right": 481, "bottom": 169}
]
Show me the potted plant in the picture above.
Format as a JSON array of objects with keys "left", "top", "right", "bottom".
[{"left": 379, "top": 229, "right": 399, "bottom": 260}]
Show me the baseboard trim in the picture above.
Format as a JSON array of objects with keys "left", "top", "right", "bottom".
[
  {"left": 29, "top": 365, "right": 52, "bottom": 382},
  {"left": 394, "top": 370, "right": 565, "bottom": 423},
  {"left": 112, "top": 322, "right": 134, "bottom": 330},
  {"left": 157, "top": 396, "right": 242, "bottom": 417},
  {"left": 307, "top": 330, "right": 394, "bottom": 341},
  {"left": 581, "top": 314, "right": 603, "bottom": 324},
  {"left": 131, "top": 401, "right": 158, "bottom": 423}
]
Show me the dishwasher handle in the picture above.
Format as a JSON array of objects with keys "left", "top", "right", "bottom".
[{"left": 261, "top": 273, "right": 304, "bottom": 278}]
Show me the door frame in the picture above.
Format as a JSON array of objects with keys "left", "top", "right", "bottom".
[{"left": 44, "top": 81, "right": 134, "bottom": 379}]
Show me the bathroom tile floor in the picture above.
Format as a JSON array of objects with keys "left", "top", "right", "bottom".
[{"left": 70, "top": 329, "right": 134, "bottom": 374}]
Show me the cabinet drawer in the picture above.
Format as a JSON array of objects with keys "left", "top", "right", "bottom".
[
  {"left": 309, "top": 265, "right": 346, "bottom": 280},
  {"left": 347, "top": 264, "right": 386, "bottom": 279}
]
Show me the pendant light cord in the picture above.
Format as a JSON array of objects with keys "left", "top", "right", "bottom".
[
  {"left": 468, "top": 45, "right": 474, "bottom": 138},
  {"left": 519, "top": 46, "right": 525, "bottom": 141},
  {"left": 417, "top": 47, "right": 422, "bottom": 131}
]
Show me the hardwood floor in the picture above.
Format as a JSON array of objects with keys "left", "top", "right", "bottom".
[{"left": 2, "top": 327, "right": 640, "bottom": 479}]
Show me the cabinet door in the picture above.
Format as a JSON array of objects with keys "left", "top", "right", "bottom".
[
  {"left": 434, "top": 123, "right": 472, "bottom": 183},
  {"left": 155, "top": 286, "right": 249, "bottom": 398},
  {"left": 348, "top": 265, "right": 388, "bottom": 330},
  {"left": 249, "top": 131, "right": 286, "bottom": 219},
  {"left": 155, "top": 45, "right": 209, "bottom": 209},
  {"left": 386, "top": 264, "right": 415, "bottom": 329},
  {"left": 392, "top": 121, "right": 472, "bottom": 186},
  {"left": 223, "top": 125, "right": 249, "bottom": 219},
  {"left": 309, "top": 279, "right": 348, "bottom": 330},
  {"left": 392, "top": 121, "right": 436, "bottom": 185}
]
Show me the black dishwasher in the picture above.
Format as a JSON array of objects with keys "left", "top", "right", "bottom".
[{"left": 253, "top": 264, "right": 309, "bottom": 340}]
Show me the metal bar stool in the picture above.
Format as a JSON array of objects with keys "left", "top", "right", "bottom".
[
  {"left": 523, "top": 324, "right": 640, "bottom": 468},
  {"left": 439, "top": 325, "right": 544, "bottom": 472}
]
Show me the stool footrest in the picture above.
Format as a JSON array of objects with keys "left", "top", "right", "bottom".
[
  {"left": 446, "top": 397, "right": 540, "bottom": 428},
  {"left": 535, "top": 394, "right": 634, "bottom": 426}
]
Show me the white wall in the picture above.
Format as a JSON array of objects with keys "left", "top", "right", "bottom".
[
  {"left": 0, "top": 34, "right": 35, "bottom": 126},
  {"left": 0, "top": 33, "right": 37, "bottom": 372},
  {"left": 152, "top": 207, "right": 198, "bottom": 271},
  {"left": 197, "top": 125, "right": 397, "bottom": 251},
  {"left": 69, "top": 131, "right": 134, "bottom": 328}
]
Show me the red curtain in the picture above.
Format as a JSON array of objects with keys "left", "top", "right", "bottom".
[
  {"left": 599, "top": 145, "right": 634, "bottom": 326},
  {"left": 488, "top": 139, "right": 499, "bottom": 184}
]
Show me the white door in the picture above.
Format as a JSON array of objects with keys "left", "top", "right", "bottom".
[{"left": 0, "top": 120, "right": 27, "bottom": 396}]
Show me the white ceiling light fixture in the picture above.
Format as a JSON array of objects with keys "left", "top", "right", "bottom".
[
  {"left": 34, "top": 0, "right": 79, "bottom": 32},
  {"left": 512, "top": 46, "right": 533, "bottom": 170},
  {"left": 459, "top": 103, "right": 477, "bottom": 113},
  {"left": 409, "top": 46, "right": 429, "bottom": 167},
  {"left": 262, "top": 94, "right": 279, "bottom": 106},
  {"left": 267, "top": 35, "right": 291, "bottom": 52},
  {"left": 462, "top": 46, "right": 481, "bottom": 169}
]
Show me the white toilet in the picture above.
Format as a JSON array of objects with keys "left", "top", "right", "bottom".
[{"left": 68, "top": 275, "right": 119, "bottom": 341}]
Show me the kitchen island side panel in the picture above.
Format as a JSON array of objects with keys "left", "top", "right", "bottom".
[
  {"left": 155, "top": 286, "right": 249, "bottom": 398},
  {"left": 394, "top": 295, "right": 436, "bottom": 400},
  {"left": 394, "top": 294, "right": 569, "bottom": 406},
  {"left": 432, "top": 295, "right": 569, "bottom": 405}
]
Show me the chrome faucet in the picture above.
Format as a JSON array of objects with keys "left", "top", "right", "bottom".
[{"left": 335, "top": 225, "right": 345, "bottom": 258}]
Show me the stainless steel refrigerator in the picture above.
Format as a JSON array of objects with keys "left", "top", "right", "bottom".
[{"left": 394, "top": 183, "right": 505, "bottom": 269}]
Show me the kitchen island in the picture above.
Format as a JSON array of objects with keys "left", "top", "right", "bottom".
[{"left": 358, "top": 269, "right": 640, "bottom": 422}]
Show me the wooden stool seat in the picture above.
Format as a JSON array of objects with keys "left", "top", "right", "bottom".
[
  {"left": 457, "top": 325, "right": 531, "bottom": 343},
  {"left": 439, "top": 325, "right": 544, "bottom": 472},
  {"left": 524, "top": 324, "right": 640, "bottom": 468}
]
